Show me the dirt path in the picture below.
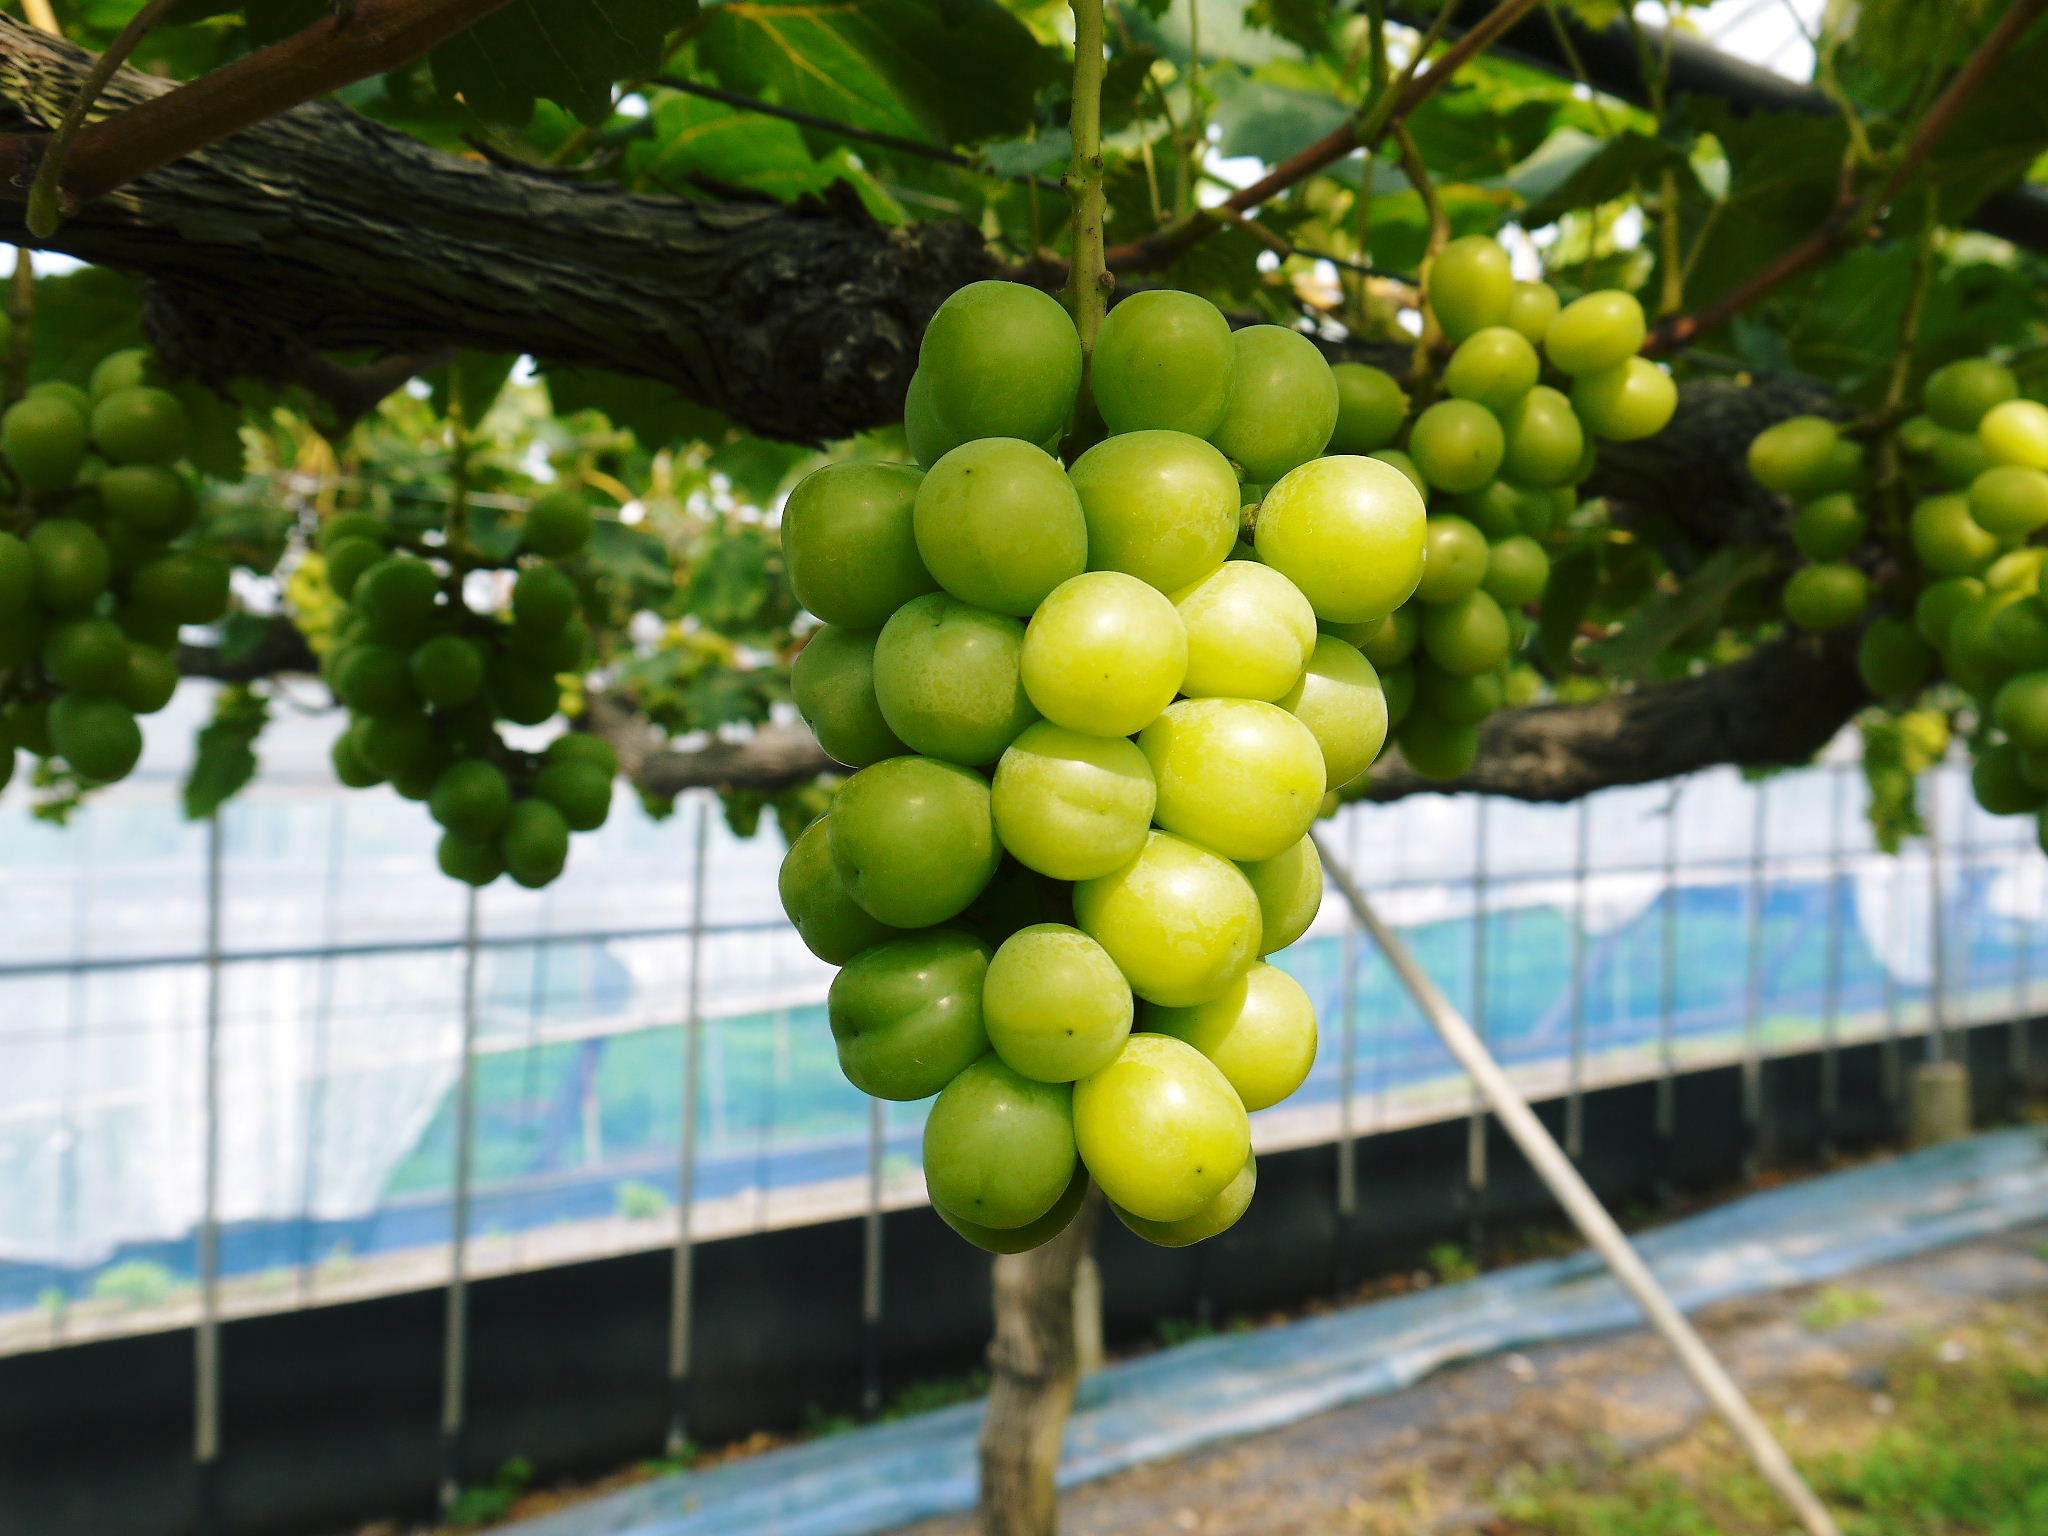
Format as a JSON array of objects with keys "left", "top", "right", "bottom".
[{"left": 898, "top": 1225, "right": 2048, "bottom": 1536}]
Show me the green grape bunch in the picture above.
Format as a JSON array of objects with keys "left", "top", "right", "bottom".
[
  {"left": 0, "top": 338, "right": 235, "bottom": 799},
  {"left": 317, "top": 484, "right": 616, "bottom": 889},
  {"left": 1755, "top": 355, "right": 2048, "bottom": 841},
  {"left": 777, "top": 245, "right": 1673, "bottom": 1253}
]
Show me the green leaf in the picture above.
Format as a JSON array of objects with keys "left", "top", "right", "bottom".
[
  {"left": 709, "top": 436, "right": 812, "bottom": 504},
  {"left": 184, "top": 686, "right": 268, "bottom": 821},
  {"left": 1680, "top": 103, "right": 1849, "bottom": 322},
  {"left": 429, "top": 0, "right": 681, "bottom": 125},
  {"left": 630, "top": 90, "right": 841, "bottom": 199},
  {"left": 585, "top": 517, "right": 674, "bottom": 593},
  {"left": 697, "top": 0, "right": 1060, "bottom": 148},
  {"left": 1581, "top": 547, "right": 1775, "bottom": 682},
  {"left": 1513, "top": 128, "right": 1694, "bottom": 229},
  {"left": 1209, "top": 70, "right": 1350, "bottom": 164},
  {"left": 1120, "top": 0, "right": 1295, "bottom": 67},
  {"left": 427, "top": 351, "right": 520, "bottom": 422},
  {"left": 28, "top": 267, "right": 144, "bottom": 388}
]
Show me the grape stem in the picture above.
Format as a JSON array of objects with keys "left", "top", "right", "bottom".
[
  {"left": 1646, "top": 0, "right": 2047, "bottom": 357},
  {"left": 23, "top": 0, "right": 183, "bottom": 238},
  {"left": 1102, "top": 0, "right": 1545, "bottom": 273}
]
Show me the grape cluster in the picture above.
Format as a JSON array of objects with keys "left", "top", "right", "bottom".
[
  {"left": 781, "top": 278, "right": 1432, "bottom": 1252},
  {"left": 0, "top": 344, "right": 230, "bottom": 796},
  {"left": 1343, "top": 236, "right": 1677, "bottom": 778},
  {"left": 1754, "top": 357, "right": 2048, "bottom": 832},
  {"left": 319, "top": 486, "right": 616, "bottom": 888}
]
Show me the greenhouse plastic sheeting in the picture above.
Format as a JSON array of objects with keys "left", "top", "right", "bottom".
[{"left": 506, "top": 1127, "right": 2048, "bottom": 1536}]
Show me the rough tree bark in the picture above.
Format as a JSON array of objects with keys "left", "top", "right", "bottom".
[{"left": 0, "top": 19, "right": 995, "bottom": 442}]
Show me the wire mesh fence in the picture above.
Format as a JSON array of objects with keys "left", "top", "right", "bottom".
[{"left": 0, "top": 742, "right": 2039, "bottom": 1365}]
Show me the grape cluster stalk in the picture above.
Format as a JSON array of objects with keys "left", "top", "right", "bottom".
[
  {"left": 779, "top": 243, "right": 1676, "bottom": 1251},
  {"left": 0, "top": 338, "right": 235, "bottom": 793}
]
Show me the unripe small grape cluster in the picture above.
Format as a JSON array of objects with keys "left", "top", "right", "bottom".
[
  {"left": 0, "top": 343, "right": 230, "bottom": 795},
  {"left": 784, "top": 276, "right": 1435, "bottom": 1253},
  {"left": 1357, "top": 235, "right": 1676, "bottom": 779},
  {"left": 318, "top": 486, "right": 615, "bottom": 888},
  {"left": 1751, "top": 358, "right": 2048, "bottom": 835}
]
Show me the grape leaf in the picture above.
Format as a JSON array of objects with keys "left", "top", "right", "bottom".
[
  {"left": 1514, "top": 128, "right": 1695, "bottom": 229},
  {"left": 183, "top": 685, "right": 268, "bottom": 821},
  {"left": 1581, "top": 547, "right": 1774, "bottom": 683},
  {"left": 629, "top": 90, "right": 840, "bottom": 199},
  {"left": 1209, "top": 70, "right": 1349, "bottom": 164},
  {"left": 696, "top": 0, "right": 1060, "bottom": 148},
  {"left": 429, "top": 0, "right": 685, "bottom": 125},
  {"left": 1679, "top": 104, "right": 1849, "bottom": 323}
]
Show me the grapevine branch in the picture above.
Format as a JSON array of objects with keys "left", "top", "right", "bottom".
[
  {"left": 1646, "top": 0, "right": 2048, "bottom": 356},
  {"left": 1103, "top": 0, "right": 1544, "bottom": 272}
]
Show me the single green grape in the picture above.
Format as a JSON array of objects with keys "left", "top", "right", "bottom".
[
  {"left": 1969, "top": 465, "right": 2048, "bottom": 540},
  {"left": 782, "top": 461, "right": 934, "bottom": 627},
  {"left": 1973, "top": 742, "right": 2045, "bottom": 816},
  {"left": 1420, "top": 588, "right": 1512, "bottom": 676},
  {"left": 1498, "top": 386, "right": 1584, "bottom": 488},
  {"left": 1397, "top": 708, "right": 1480, "bottom": 781},
  {"left": 983, "top": 922, "right": 1134, "bottom": 1082},
  {"left": 1073, "top": 832, "right": 1262, "bottom": 1008},
  {"left": 914, "top": 438, "right": 1086, "bottom": 616},
  {"left": 1992, "top": 597, "right": 2048, "bottom": 671},
  {"left": 1980, "top": 398, "right": 2048, "bottom": 470},
  {"left": 1360, "top": 606, "right": 1418, "bottom": 669},
  {"left": 1328, "top": 362, "right": 1409, "bottom": 454},
  {"left": 1145, "top": 962, "right": 1316, "bottom": 1112},
  {"left": 1781, "top": 563, "right": 1870, "bottom": 631},
  {"left": 1791, "top": 492, "right": 1868, "bottom": 561},
  {"left": 1068, "top": 429, "right": 1240, "bottom": 595},
  {"left": 1504, "top": 280, "right": 1560, "bottom": 344},
  {"left": 1112, "top": 1155, "right": 1255, "bottom": 1248},
  {"left": 1747, "top": 416, "right": 1841, "bottom": 498},
  {"left": 1252, "top": 455, "right": 1427, "bottom": 624},
  {"left": 828, "top": 931, "right": 991, "bottom": 1100},
  {"left": 1208, "top": 325, "right": 1338, "bottom": 483},
  {"left": 1369, "top": 448, "right": 1430, "bottom": 503},
  {"left": 1277, "top": 634, "right": 1386, "bottom": 790},
  {"left": 1413, "top": 514, "right": 1490, "bottom": 604},
  {"left": 829, "top": 755, "right": 1000, "bottom": 927},
  {"left": 1443, "top": 327, "right": 1539, "bottom": 414},
  {"left": 1425, "top": 236, "right": 1514, "bottom": 343},
  {"left": 1571, "top": 358, "right": 1677, "bottom": 442},
  {"left": 1139, "top": 698, "right": 1326, "bottom": 862},
  {"left": 1925, "top": 357, "right": 2017, "bottom": 433},
  {"left": 50, "top": 694, "right": 142, "bottom": 782},
  {"left": 1911, "top": 492, "right": 2000, "bottom": 577},
  {"left": 1994, "top": 670, "right": 2048, "bottom": 753},
  {"left": 1237, "top": 834, "right": 1322, "bottom": 955},
  {"left": 1483, "top": 534, "right": 1550, "bottom": 609},
  {"left": 1409, "top": 399, "right": 1505, "bottom": 495},
  {"left": 1915, "top": 576, "right": 1985, "bottom": 647},
  {"left": 1073, "top": 1033, "right": 1251, "bottom": 1223},
  {"left": 873, "top": 593, "right": 1034, "bottom": 766},
  {"left": 918, "top": 280, "right": 1082, "bottom": 444},
  {"left": 1542, "top": 290, "right": 1645, "bottom": 375},
  {"left": 1173, "top": 558, "right": 1317, "bottom": 701},
  {"left": 904, "top": 369, "right": 963, "bottom": 468},
  {"left": 792, "top": 625, "right": 909, "bottom": 769},
  {"left": 922, "top": 1055, "right": 1076, "bottom": 1230},
  {"left": 1415, "top": 660, "right": 1503, "bottom": 725},
  {"left": 1021, "top": 571, "right": 1186, "bottom": 737},
  {"left": 1090, "top": 289, "right": 1233, "bottom": 438},
  {"left": 990, "top": 721, "right": 1155, "bottom": 882},
  {"left": 1857, "top": 617, "right": 1933, "bottom": 700}
]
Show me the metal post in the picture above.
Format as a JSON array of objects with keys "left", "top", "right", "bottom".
[
  {"left": 1465, "top": 798, "right": 1490, "bottom": 1255},
  {"left": 1565, "top": 798, "right": 1591, "bottom": 1160},
  {"left": 194, "top": 815, "right": 226, "bottom": 1536},
  {"left": 666, "top": 799, "right": 712, "bottom": 1457},
  {"left": 438, "top": 885, "right": 483, "bottom": 1513},
  {"left": 1312, "top": 830, "right": 1842, "bottom": 1536},
  {"left": 1881, "top": 827, "right": 1905, "bottom": 1135},
  {"left": 297, "top": 801, "right": 348, "bottom": 1303},
  {"left": 1333, "top": 814, "right": 1362, "bottom": 1288},
  {"left": 2013, "top": 836, "right": 2035, "bottom": 1110},
  {"left": 860, "top": 1096, "right": 886, "bottom": 1417},
  {"left": 1655, "top": 783, "right": 1682, "bottom": 1203},
  {"left": 1820, "top": 766, "right": 1846, "bottom": 1161},
  {"left": 1909, "top": 774, "right": 1970, "bottom": 1147},
  {"left": 1740, "top": 778, "right": 1769, "bottom": 1180}
]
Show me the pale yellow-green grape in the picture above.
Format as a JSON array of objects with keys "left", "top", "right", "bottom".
[
  {"left": 1971, "top": 465, "right": 2048, "bottom": 540},
  {"left": 1145, "top": 962, "right": 1317, "bottom": 1112},
  {"left": 1020, "top": 571, "right": 1186, "bottom": 737},
  {"left": 1973, "top": 743, "right": 2044, "bottom": 815},
  {"left": 1505, "top": 280, "right": 1560, "bottom": 344},
  {"left": 827, "top": 930, "right": 992, "bottom": 1099},
  {"left": 1173, "top": 558, "right": 1317, "bottom": 700},
  {"left": 1112, "top": 1154, "right": 1255, "bottom": 1248},
  {"left": 1911, "top": 492, "right": 2001, "bottom": 577},
  {"left": 790, "top": 625, "right": 908, "bottom": 769},
  {"left": 1073, "top": 1033, "right": 1251, "bottom": 1222},
  {"left": 914, "top": 437, "right": 1087, "bottom": 615},
  {"left": 1994, "top": 670, "right": 2048, "bottom": 753},
  {"left": 1498, "top": 386, "right": 1584, "bottom": 487},
  {"left": 1791, "top": 492, "right": 1868, "bottom": 561},
  {"left": 1988, "top": 548, "right": 2048, "bottom": 599},
  {"left": 1068, "top": 429, "right": 1241, "bottom": 594},
  {"left": 937, "top": 1164, "right": 1088, "bottom": 1253},
  {"left": 1277, "top": 634, "right": 1386, "bottom": 789},
  {"left": 1571, "top": 357, "right": 1677, "bottom": 442},
  {"left": 1397, "top": 708, "right": 1480, "bottom": 780},
  {"left": 1209, "top": 325, "right": 1339, "bottom": 483},
  {"left": 990, "top": 721, "right": 1156, "bottom": 881},
  {"left": 1090, "top": 289, "right": 1234, "bottom": 437},
  {"left": 1930, "top": 424, "right": 1998, "bottom": 487},
  {"left": 1369, "top": 447, "right": 1430, "bottom": 503},
  {"left": 1946, "top": 588, "right": 2025, "bottom": 695},
  {"left": 781, "top": 461, "right": 934, "bottom": 627},
  {"left": 1238, "top": 833, "right": 1322, "bottom": 955},
  {"left": 1252, "top": 455, "right": 1427, "bottom": 624},
  {"left": 904, "top": 369, "right": 962, "bottom": 468},
  {"left": 1409, "top": 399, "right": 1505, "bottom": 495},
  {"left": 1781, "top": 563, "right": 1870, "bottom": 631},
  {"left": 1980, "top": 398, "right": 2048, "bottom": 470},
  {"left": 829, "top": 755, "right": 1000, "bottom": 927},
  {"left": 1925, "top": 357, "right": 2018, "bottom": 433},
  {"left": 1425, "top": 235, "right": 1514, "bottom": 343},
  {"left": 1542, "top": 290, "right": 1645, "bottom": 375},
  {"left": 872, "top": 593, "right": 1034, "bottom": 765},
  {"left": 1454, "top": 480, "right": 1525, "bottom": 540},
  {"left": 1328, "top": 362, "right": 1409, "bottom": 454},
  {"left": 1360, "top": 606, "right": 1418, "bottom": 669},
  {"left": 922, "top": 1055, "right": 1077, "bottom": 1229},
  {"left": 1916, "top": 576, "right": 1985, "bottom": 647},
  {"left": 1858, "top": 617, "right": 1934, "bottom": 699},
  {"left": 1414, "top": 514, "right": 1490, "bottom": 604},
  {"left": 1747, "top": 416, "right": 1842, "bottom": 498},
  {"left": 1443, "top": 326, "right": 1540, "bottom": 413},
  {"left": 1994, "top": 598, "right": 2048, "bottom": 672},
  {"left": 1074, "top": 831, "right": 1262, "bottom": 1007},
  {"left": 779, "top": 815, "right": 895, "bottom": 964},
  {"left": 917, "top": 279, "right": 1082, "bottom": 444},
  {"left": 1140, "top": 699, "right": 1326, "bottom": 862},
  {"left": 983, "top": 922, "right": 1134, "bottom": 1082},
  {"left": 1420, "top": 589, "right": 1512, "bottom": 676},
  {"left": 1415, "top": 660, "right": 1502, "bottom": 725},
  {"left": 1483, "top": 535, "right": 1551, "bottom": 609}
]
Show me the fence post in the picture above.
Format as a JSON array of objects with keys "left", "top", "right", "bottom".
[
  {"left": 1740, "top": 779, "right": 1768, "bottom": 1181},
  {"left": 1312, "top": 830, "right": 1842, "bottom": 1536},
  {"left": 666, "top": 798, "right": 712, "bottom": 1456},
  {"left": 1820, "top": 766, "right": 1846, "bottom": 1161},
  {"left": 1655, "top": 783, "right": 1682, "bottom": 1203},
  {"left": 1465, "top": 797, "right": 1490, "bottom": 1256},
  {"left": 1909, "top": 773, "right": 1970, "bottom": 1147},
  {"left": 1565, "top": 797, "right": 1590, "bottom": 1161},
  {"left": 194, "top": 814, "right": 226, "bottom": 1536},
  {"left": 437, "top": 884, "right": 484, "bottom": 1513}
]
